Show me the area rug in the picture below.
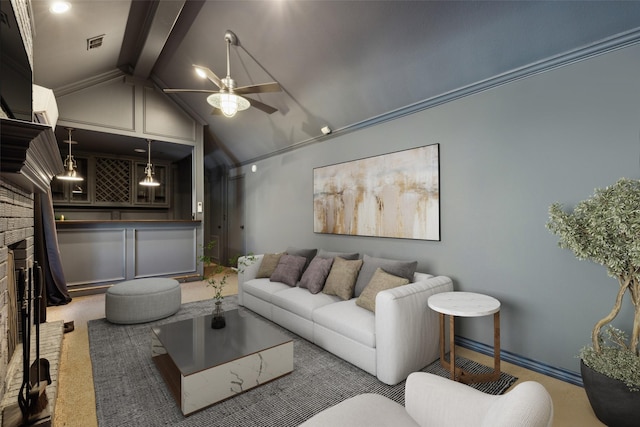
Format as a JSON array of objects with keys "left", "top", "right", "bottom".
[{"left": 88, "top": 297, "right": 517, "bottom": 426}]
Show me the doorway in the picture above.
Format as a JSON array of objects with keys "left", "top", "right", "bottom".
[{"left": 227, "top": 175, "right": 245, "bottom": 265}]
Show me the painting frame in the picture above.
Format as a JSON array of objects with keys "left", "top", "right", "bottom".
[{"left": 313, "top": 143, "right": 440, "bottom": 241}]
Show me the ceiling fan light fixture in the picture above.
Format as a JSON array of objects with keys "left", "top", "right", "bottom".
[
  {"left": 194, "top": 67, "right": 207, "bottom": 79},
  {"left": 207, "top": 92, "right": 250, "bottom": 118}
]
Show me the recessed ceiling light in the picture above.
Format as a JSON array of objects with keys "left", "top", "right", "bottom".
[
  {"left": 50, "top": 2, "right": 71, "bottom": 14},
  {"left": 134, "top": 148, "right": 146, "bottom": 153}
]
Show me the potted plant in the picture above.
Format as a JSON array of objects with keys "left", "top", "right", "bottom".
[
  {"left": 547, "top": 178, "right": 640, "bottom": 427},
  {"left": 199, "top": 241, "right": 230, "bottom": 329},
  {"left": 198, "top": 241, "right": 255, "bottom": 329}
]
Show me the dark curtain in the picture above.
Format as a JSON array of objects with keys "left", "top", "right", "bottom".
[{"left": 34, "top": 187, "right": 72, "bottom": 309}]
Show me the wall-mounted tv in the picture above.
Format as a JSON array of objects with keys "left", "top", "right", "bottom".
[{"left": 0, "top": 0, "right": 33, "bottom": 122}]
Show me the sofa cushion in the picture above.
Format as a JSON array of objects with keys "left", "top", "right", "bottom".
[
  {"left": 286, "top": 247, "right": 318, "bottom": 271},
  {"left": 243, "top": 278, "right": 290, "bottom": 302},
  {"left": 356, "top": 268, "right": 410, "bottom": 312},
  {"left": 270, "top": 254, "right": 307, "bottom": 286},
  {"left": 271, "top": 287, "right": 341, "bottom": 321},
  {"left": 323, "top": 257, "right": 364, "bottom": 300},
  {"left": 313, "top": 299, "right": 376, "bottom": 348},
  {"left": 256, "top": 252, "right": 283, "bottom": 278},
  {"left": 299, "top": 256, "right": 334, "bottom": 294},
  {"left": 316, "top": 249, "right": 360, "bottom": 261},
  {"left": 354, "top": 255, "right": 418, "bottom": 297}
]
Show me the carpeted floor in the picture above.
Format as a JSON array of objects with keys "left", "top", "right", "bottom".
[{"left": 88, "top": 297, "right": 516, "bottom": 427}]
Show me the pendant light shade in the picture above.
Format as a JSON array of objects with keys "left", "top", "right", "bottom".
[
  {"left": 57, "top": 128, "right": 84, "bottom": 181},
  {"left": 139, "top": 139, "right": 160, "bottom": 187},
  {"left": 207, "top": 90, "right": 250, "bottom": 118}
]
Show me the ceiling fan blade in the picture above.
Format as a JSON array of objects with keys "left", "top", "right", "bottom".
[
  {"left": 163, "top": 89, "right": 219, "bottom": 93},
  {"left": 245, "top": 96, "right": 278, "bottom": 114},
  {"left": 234, "top": 82, "right": 281, "bottom": 95},
  {"left": 193, "top": 64, "right": 225, "bottom": 89}
]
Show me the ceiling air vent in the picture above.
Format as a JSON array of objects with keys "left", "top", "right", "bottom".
[{"left": 87, "top": 34, "right": 105, "bottom": 50}]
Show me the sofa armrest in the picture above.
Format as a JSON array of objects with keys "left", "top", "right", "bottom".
[
  {"left": 237, "top": 254, "right": 264, "bottom": 306},
  {"left": 404, "top": 372, "right": 554, "bottom": 427},
  {"left": 404, "top": 372, "right": 495, "bottom": 425},
  {"left": 374, "top": 275, "right": 453, "bottom": 385}
]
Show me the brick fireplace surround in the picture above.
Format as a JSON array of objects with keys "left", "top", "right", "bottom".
[{"left": 0, "top": 118, "right": 66, "bottom": 423}]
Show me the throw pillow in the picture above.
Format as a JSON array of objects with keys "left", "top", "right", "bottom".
[
  {"left": 256, "top": 253, "right": 283, "bottom": 278},
  {"left": 322, "top": 257, "right": 364, "bottom": 300},
  {"left": 299, "top": 256, "right": 334, "bottom": 294},
  {"left": 353, "top": 254, "right": 418, "bottom": 297},
  {"left": 316, "top": 249, "right": 360, "bottom": 261},
  {"left": 270, "top": 254, "right": 307, "bottom": 286},
  {"left": 356, "top": 267, "right": 410, "bottom": 312},
  {"left": 285, "top": 247, "right": 318, "bottom": 272}
]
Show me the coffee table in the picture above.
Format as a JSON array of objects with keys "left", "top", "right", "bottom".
[{"left": 151, "top": 308, "right": 294, "bottom": 415}]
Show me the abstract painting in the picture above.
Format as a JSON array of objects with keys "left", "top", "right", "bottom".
[{"left": 313, "top": 144, "right": 440, "bottom": 240}]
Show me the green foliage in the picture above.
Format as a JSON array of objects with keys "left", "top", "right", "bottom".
[
  {"left": 547, "top": 178, "right": 640, "bottom": 389},
  {"left": 581, "top": 327, "right": 640, "bottom": 391},
  {"left": 198, "top": 240, "right": 255, "bottom": 302},
  {"left": 547, "top": 178, "right": 640, "bottom": 278}
]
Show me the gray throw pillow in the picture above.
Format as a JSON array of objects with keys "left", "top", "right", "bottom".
[
  {"left": 256, "top": 253, "right": 283, "bottom": 278},
  {"left": 316, "top": 249, "right": 360, "bottom": 261},
  {"left": 285, "top": 247, "right": 318, "bottom": 271},
  {"left": 353, "top": 254, "right": 418, "bottom": 297},
  {"left": 299, "top": 256, "right": 334, "bottom": 294},
  {"left": 323, "top": 257, "right": 364, "bottom": 300},
  {"left": 270, "top": 254, "right": 307, "bottom": 287},
  {"left": 356, "top": 267, "right": 409, "bottom": 312}
]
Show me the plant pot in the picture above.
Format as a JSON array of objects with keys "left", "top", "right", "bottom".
[
  {"left": 211, "top": 301, "right": 226, "bottom": 329},
  {"left": 580, "top": 359, "right": 640, "bottom": 427}
]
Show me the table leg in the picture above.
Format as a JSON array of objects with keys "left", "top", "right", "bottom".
[
  {"left": 438, "top": 313, "right": 445, "bottom": 364},
  {"left": 493, "top": 311, "right": 501, "bottom": 377},
  {"left": 437, "top": 310, "right": 501, "bottom": 384},
  {"left": 438, "top": 313, "right": 457, "bottom": 381},
  {"left": 449, "top": 314, "right": 456, "bottom": 381}
]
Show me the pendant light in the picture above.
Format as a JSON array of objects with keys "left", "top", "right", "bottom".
[
  {"left": 57, "top": 128, "right": 84, "bottom": 181},
  {"left": 139, "top": 139, "right": 160, "bottom": 187}
]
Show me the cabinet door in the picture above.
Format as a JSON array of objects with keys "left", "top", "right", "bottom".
[
  {"left": 135, "top": 162, "right": 169, "bottom": 206},
  {"left": 94, "top": 157, "right": 132, "bottom": 205},
  {"left": 135, "top": 162, "right": 152, "bottom": 204},
  {"left": 152, "top": 165, "right": 168, "bottom": 205},
  {"left": 51, "top": 157, "right": 90, "bottom": 204}
]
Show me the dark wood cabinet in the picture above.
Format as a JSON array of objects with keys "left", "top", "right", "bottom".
[{"left": 52, "top": 153, "right": 170, "bottom": 208}]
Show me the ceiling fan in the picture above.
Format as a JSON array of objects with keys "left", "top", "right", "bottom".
[{"left": 163, "top": 30, "right": 281, "bottom": 118}]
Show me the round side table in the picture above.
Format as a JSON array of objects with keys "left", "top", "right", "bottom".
[{"left": 427, "top": 291, "right": 501, "bottom": 384}]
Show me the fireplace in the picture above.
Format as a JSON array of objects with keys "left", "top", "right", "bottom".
[
  {"left": 0, "top": 181, "right": 35, "bottom": 396},
  {"left": 0, "top": 118, "right": 63, "bottom": 418}
]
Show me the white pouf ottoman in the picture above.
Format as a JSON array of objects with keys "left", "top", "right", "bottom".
[{"left": 105, "top": 278, "right": 181, "bottom": 324}]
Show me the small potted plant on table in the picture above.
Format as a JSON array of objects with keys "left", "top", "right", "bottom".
[
  {"left": 199, "top": 241, "right": 231, "bottom": 329},
  {"left": 199, "top": 241, "right": 255, "bottom": 329},
  {"left": 547, "top": 178, "right": 640, "bottom": 427}
]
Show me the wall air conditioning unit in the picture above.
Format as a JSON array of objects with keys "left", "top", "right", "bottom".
[{"left": 32, "top": 84, "right": 59, "bottom": 129}]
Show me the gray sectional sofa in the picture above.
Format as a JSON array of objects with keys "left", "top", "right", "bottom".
[{"left": 237, "top": 248, "right": 453, "bottom": 385}]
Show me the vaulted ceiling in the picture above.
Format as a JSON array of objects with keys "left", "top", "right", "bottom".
[{"left": 31, "top": 0, "right": 640, "bottom": 165}]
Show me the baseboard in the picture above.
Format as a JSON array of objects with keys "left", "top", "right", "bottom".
[{"left": 455, "top": 336, "right": 583, "bottom": 387}]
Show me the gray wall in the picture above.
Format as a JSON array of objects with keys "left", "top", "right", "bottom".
[{"left": 239, "top": 42, "right": 640, "bottom": 374}]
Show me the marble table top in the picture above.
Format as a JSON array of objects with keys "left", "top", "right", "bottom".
[{"left": 428, "top": 291, "right": 500, "bottom": 317}]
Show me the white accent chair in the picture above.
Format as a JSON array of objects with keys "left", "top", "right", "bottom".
[{"left": 299, "top": 372, "right": 554, "bottom": 427}]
